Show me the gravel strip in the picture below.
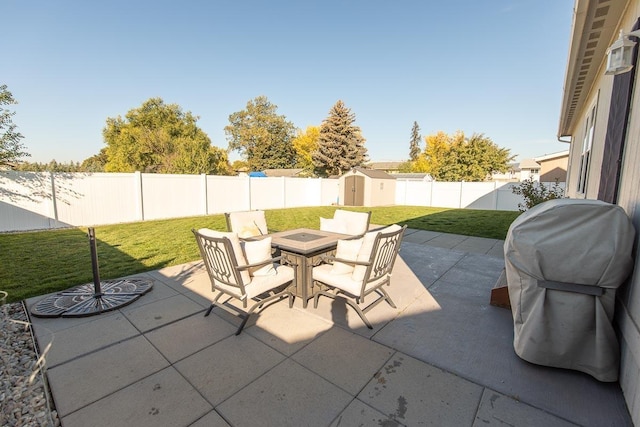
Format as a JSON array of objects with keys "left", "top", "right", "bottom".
[{"left": 1, "top": 302, "right": 60, "bottom": 427}]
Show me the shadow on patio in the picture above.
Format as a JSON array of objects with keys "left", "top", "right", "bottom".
[{"left": 26, "top": 229, "right": 632, "bottom": 426}]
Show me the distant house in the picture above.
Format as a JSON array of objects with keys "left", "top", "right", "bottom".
[
  {"left": 492, "top": 151, "right": 569, "bottom": 183},
  {"left": 263, "top": 168, "right": 305, "bottom": 178},
  {"left": 534, "top": 150, "right": 569, "bottom": 182},
  {"left": 518, "top": 158, "right": 542, "bottom": 181},
  {"left": 393, "top": 173, "right": 434, "bottom": 181},
  {"left": 491, "top": 163, "right": 520, "bottom": 182},
  {"left": 367, "top": 161, "right": 403, "bottom": 174}
]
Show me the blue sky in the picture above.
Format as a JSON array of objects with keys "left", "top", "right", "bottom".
[{"left": 4, "top": 0, "right": 574, "bottom": 164}]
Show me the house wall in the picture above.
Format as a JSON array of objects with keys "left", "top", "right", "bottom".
[
  {"left": 538, "top": 157, "right": 568, "bottom": 182},
  {"left": 615, "top": 6, "right": 640, "bottom": 422},
  {"left": 565, "top": 79, "right": 615, "bottom": 199},
  {"left": 565, "top": 3, "right": 640, "bottom": 422}
]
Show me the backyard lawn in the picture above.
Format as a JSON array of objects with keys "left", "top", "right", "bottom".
[{"left": 0, "top": 206, "right": 520, "bottom": 303}]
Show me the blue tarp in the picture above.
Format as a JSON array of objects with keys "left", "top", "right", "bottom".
[{"left": 248, "top": 171, "right": 267, "bottom": 177}]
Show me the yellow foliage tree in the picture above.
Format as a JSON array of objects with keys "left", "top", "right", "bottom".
[
  {"left": 423, "top": 131, "right": 451, "bottom": 175},
  {"left": 292, "top": 126, "right": 319, "bottom": 176}
]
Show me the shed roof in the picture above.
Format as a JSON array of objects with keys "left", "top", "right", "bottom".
[{"left": 352, "top": 167, "right": 395, "bottom": 179}]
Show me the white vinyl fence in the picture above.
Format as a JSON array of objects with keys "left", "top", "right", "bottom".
[{"left": 0, "top": 171, "right": 564, "bottom": 233}]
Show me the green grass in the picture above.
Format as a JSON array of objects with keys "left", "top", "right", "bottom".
[{"left": 0, "top": 206, "right": 520, "bottom": 303}]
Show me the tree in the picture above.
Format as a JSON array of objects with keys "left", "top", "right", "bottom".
[
  {"left": 423, "top": 131, "right": 451, "bottom": 175},
  {"left": 103, "top": 98, "right": 230, "bottom": 174},
  {"left": 225, "top": 96, "right": 297, "bottom": 171},
  {"left": 312, "top": 100, "right": 368, "bottom": 177},
  {"left": 423, "top": 131, "right": 513, "bottom": 181},
  {"left": 0, "top": 84, "right": 30, "bottom": 164},
  {"left": 409, "top": 121, "right": 421, "bottom": 161},
  {"left": 512, "top": 178, "right": 565, "bottom": 212},
  {"left": 81, "top": 148, "right": 108, "bottom": 172},
  {"left": 292, "top": 126, "right": 319, "bottom": 176}
]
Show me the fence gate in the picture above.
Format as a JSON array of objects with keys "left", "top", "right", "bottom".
[{"left": 344, "top": 175, "right": 364, "bottom": 206}]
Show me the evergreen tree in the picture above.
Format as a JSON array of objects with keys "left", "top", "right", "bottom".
[
  {"left": 312, "top": 100, "right": 368, "bottom": 177},
  {"left": 409, "top": 121, "right": 421, "bottom": 161}
]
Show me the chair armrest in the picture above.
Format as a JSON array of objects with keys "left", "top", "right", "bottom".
[
  {"left": 237, "top": 256, "right": 284, "bottom": 271},
  {"left": 321, "top": 255, "right": 370, "bottom": 267}
]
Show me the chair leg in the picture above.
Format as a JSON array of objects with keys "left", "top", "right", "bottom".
[
  {"left": 204, "top": 293, "right": 224, "bottom": 317},
  {"left": 378, "top": 288, "right": 397, "bottom": 309},
  {"left": 204, "top": 303, "right": 215, "bottom": 317},
  {"left": 343, "top": 299, "right": 373, "bottom": 329},
  {"left": 235, "top": 315, "right": 250, "bottom": 335}
]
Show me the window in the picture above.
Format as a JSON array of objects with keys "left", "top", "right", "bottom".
[{"left": 577, "top": 104, "right": 597, "bottom": 194}]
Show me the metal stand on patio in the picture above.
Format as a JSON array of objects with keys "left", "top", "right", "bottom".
[{"left": 31, "top": 227, "right": 152, "bottom": 318}]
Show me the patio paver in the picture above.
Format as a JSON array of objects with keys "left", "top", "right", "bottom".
[{"left": 26, "top": 229, "right": 633, "bottom": 427}]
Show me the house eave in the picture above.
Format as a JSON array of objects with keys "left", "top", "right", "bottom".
[{"left": 558, "top": 0, "right": 629, "bottom": 137}]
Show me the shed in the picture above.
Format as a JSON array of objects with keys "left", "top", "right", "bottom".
[{"left": 338, "top": 167, "right": 396, "bottom": 206}]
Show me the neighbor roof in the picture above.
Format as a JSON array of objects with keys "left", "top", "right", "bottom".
[{"left": 519, "top": 159, "right": 542, "bottom": 169}]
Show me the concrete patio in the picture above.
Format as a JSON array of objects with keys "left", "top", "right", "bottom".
[{"left": 27, "top": 229, "right": 633, "bottom": 426}]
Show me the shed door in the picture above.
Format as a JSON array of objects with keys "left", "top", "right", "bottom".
[{"left": 344, "top": 175, "right": 365, "bottom": 206}]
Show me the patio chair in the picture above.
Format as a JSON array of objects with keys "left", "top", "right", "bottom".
[
  {"left": 312, "top": 224, "right": 406, "bottom": 329},
  {"left": 225, "top": 210, "right": 268, "bottom": 238},
  {"left": 192, "top": 228, "right": 295, "bottom": 335},
  {"left": 319, "top": 209, "right": 371, "bottom": 236}
]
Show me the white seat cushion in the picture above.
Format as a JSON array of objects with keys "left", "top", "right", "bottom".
[
  {"left": 320, "top": 217, "right": 347, "bottom": 234},
  {"left": 228, "top": 211, "right": 267, "bottom": 238},
  {"left": 333, "top": 210, "right": 369, "bottom": 235},
  {"left": 330, "top": 238, "right": 363, "bottom": 275},
  {"left": 245, "top": 264, "right": 295, "bottom": 299},
  {"left": 313, "top": 264, "right": 385, "bottom": 296},
  {"left": 242, "top": 237, "right": 276, "bottom": 277}
]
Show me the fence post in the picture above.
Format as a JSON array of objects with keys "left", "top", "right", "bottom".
[
  {"left": 282, "top": 176, "right": 287, "bottom": 208},
  {"left": 201, "top": 174, "right": 208, "bottom": 215},
  {"left": 49, "top": 172, "right": 59, "bottom": 228},
  {"left": 134, "top": 171, "right": 144, "bottom": 221}
]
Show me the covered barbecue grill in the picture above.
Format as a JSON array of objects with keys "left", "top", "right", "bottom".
[{"left": 504, "top": 198, "right": 635, "bottom": 381}]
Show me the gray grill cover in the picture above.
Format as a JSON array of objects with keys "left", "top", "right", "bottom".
[{"left": 504, "top": 199, "right": 635, "bottom": 381}]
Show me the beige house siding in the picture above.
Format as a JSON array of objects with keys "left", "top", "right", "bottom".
[
  {"left": 536, "top": 155, "right": 568, "bottom": 183},
  {"left": 560, "top": 1, "right": 640, "bottom": 423}
]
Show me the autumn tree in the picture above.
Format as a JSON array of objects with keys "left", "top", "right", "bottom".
[
  {"left": 422, "top": 131, "right": 512, "bottom": 181},
  {"left": 103, "top": 98, "right": 230, "bottom": 174},
  {"left": 312, "top": 100, "right": 368, "bottom": 177},
  {"left": 409, "top": 121, "right": 421, "bottom": 161},
  {"left": 292, "top": 126, "right": 319, "bottom": 176},
  {"left": 225, "top": 96, "right": 297, "bottom": 171},
  {"left": 0, "top": 84, "right": 30, "bottom": 164},
  {"left": 81, "top": 148, "right": 108, "bottom": 172},
  {"left": 423, "top": 131, "right": 452, "bottom": 175}
]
